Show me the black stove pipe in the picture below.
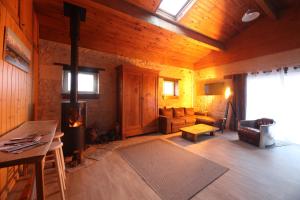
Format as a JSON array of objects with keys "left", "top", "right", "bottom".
[
  {"left": 69, "top": 8, "right": 80, "bottom": 105},
  {"left": 64, "top": 2, "right": 86, "bottom": 106}
]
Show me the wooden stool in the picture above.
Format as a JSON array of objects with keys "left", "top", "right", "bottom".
[
  {"left": 53, "top": 132, "right": 66, "bottom": 179},
  {"left": 54, "top": 131, "right": 64, "bottom": 142},
  {"left": 47, "top": 141, "right": 66, "bottom": 200}
]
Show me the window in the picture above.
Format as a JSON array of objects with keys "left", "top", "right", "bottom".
[
  {"left": 157, "top": 0, "right": 194, "bottom": 20},
  {"left": 163, "top": 79, "right": 179, "bottom": 97},
  {"left": 246, "top": 68, "right": 300, "bottom": 144},
  {"left": 62, "top": 69, "right": 99, "bottom": 99}
]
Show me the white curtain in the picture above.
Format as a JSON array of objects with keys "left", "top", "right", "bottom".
[{"left": 246, "top": 68, "right": 300, "bottom": 144}]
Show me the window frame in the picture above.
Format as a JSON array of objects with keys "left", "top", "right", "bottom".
[
  {"left": 156, "top": 0, "right": 196, "bottom": 21},
  {"left": 162, "top": 78, "right": 179, "bottom": 99},
  {"left": 61, "top": 67, "right": 100, "bottom": 100}
]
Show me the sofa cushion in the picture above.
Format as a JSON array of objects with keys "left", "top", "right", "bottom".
[
  {"left": 185, "top": 108, "right": 194, "bottom": 116},
  {"left": 173, "top": 108, "right": 185, "bottom": 118},
  {"left": 196, "top": 116, "right": 217, "bottom": 124},
  {"left": 239, "top": 127, "right": 260, "bottom": 134},
  {"left": 185, "top": 116, "right": 196, "bottom": 124},
  {"left": 256, "top": 118, "right": 274, "bottom": 128},
  {"left": 160, "top": 108, "right": 173, "bottom": 118},
  {"left": 171, "top": 118, "right": 185, "bottom": 126}
]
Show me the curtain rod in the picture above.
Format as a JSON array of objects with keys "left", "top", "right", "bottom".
[{"left": 224, "top": 65, "right": 300, "bottom": 79}]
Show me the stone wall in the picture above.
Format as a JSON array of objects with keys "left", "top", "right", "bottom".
[{"left": 38, "top": 39, "right": 194, "bottom": 131}]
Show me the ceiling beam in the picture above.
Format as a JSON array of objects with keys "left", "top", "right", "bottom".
[
  {"left": 255, "top": 0, "right": 279, "bottom": 20},
  {"left": 90, "top": 0, "right": 225, "bottom": 51}
]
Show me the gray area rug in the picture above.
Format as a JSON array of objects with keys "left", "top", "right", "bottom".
[{"left": 118, "top": 139, "right": 228, "bottom": 200}]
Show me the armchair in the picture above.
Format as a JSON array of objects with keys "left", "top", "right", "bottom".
[{"left": 238, "top": 118, "right": 275, "bottom": 148}]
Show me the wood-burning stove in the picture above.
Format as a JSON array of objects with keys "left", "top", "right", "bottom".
[{"left": 61, "top": 102, "right": 87, "bottom": 163}]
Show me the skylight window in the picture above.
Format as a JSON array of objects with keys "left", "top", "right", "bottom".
[{"left": 157, "top": 0, "right": 193, "bottom": 20}]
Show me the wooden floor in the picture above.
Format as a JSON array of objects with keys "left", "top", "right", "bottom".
[{"left": 45, "top": 131, "right": 300, "bottom": 200}]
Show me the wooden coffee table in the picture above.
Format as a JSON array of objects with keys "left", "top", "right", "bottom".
[{"left": 180, "top": 124, "right": 219, "bottom": 142}]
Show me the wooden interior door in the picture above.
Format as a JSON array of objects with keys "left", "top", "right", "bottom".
[
  {"left": 122, "top": 70, "right": 142, "bottom": 136},
  {"left": 142, "top": 72, "right": 158, "bottom": 132}
]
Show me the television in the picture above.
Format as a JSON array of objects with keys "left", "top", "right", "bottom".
[{"left": 204, "top": 82, "right": 225, "bottom": 95}]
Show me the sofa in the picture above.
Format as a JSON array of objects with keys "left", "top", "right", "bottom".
[
  {"left": 159, "top": 107, "right": 225, "bottom": 134},
  {"left": 238, "top": 118, "right": 275, "bottom": 148}
]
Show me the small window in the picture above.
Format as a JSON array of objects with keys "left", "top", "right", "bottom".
[
  {"left": 62, "top": 70, "right": 99, "bottom": 99},
  {"left": 163, "top": 79, "right": 179, "bottom": 97},
  {"left": 157, "top": 0, "right": 194, "bottom": 20}
]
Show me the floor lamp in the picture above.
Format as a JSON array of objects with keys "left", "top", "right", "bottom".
[{"left": 224, "top": 87, "right": 237, "bottom": 131}]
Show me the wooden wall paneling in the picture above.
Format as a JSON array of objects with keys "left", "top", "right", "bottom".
[
  {"left": 5, "top": 7, "right": 33, "bottom": 55},
  {"left": 1, "top": 63, "right": 8, "bottom": 134},
  {"left": 22, "top": 71, "right": 26, "bottom": 122},
  {"left": 25, "top": 68, "right": 31, "bottom": 120},
  {"left": 11, "top": 66, "right": 16, "bottom": 128},
  {"left": 0, "top": 63, "right": 8, "bottom": 200},
  {"left": 20, "top": 0, "right": 33, "bottom": 41},
  {"left": 23, "top": 70, "right": 27, "bottom": 122},
  {"left": 5, "top": 7, "right": 33, "bottom": 125},
  {"left": 1, "top": 0, "right": 19, "bottom": 24},
  {"left": 20, "top": 71, "right": 26, "bottom": 123},
  {"left": 0, "top": 60, "right": 2, "bottom": 135},
  {"left": 15, "top": 68, "right": 20, "bottom": 127},
  {"left": 6, "top": 64, "right": 12, "bottom": 131},
  {"left": 14, "top": 69, "right": 19, "bottom": 126},
  {"left": 0, "top": 0, "right": 35, "bottom": 197},
  {"left": 32, "top": 12, "right": 39, "bottom": 120},
  {"left": 0, "top": 2, "right": 33, "bottom": 134},
  {"left": 17, "top": 70, "right": 23, "bottom": 124},
  {"left": 0, "top": 2, "right": 5, "bottom": 136},
  {"left": 0, "top": 1, "right": 6, "bottom": 57},
  {"left": 15, "top": 70, "right": 19, "bottom": 125},
  {"left": 33, "top": 49, "right": 39, "bottom": 120}
]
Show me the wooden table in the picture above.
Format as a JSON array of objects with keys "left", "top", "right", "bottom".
[
  {"left": 0, "top": 120, "right": 57, "bottom": 200},
  {"left": 180, "top": 124, "right": 218, "bottom": 142}
]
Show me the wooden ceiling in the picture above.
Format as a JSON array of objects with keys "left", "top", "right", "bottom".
[
  {"left": 127, "top": 0, "right": 262, "bottom": 43},
  {"left": 35, "top": 0, "right": 214, "bottom": 68},
  {"left": 34, "top": 0, "right": 299, "bottom": 69},
  {"left": 179, "top": 0, "right": 261, "bottom": 42},
  {"left": 125, "top": 0, "right": 161, "bottom": 12},
  {"left": 194, "top": 4, "right": 300, "bottom": 69}
]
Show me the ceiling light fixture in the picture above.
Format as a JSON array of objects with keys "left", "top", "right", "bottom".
[{"left": 242, "top": 9, "right": 260, "bottom": 23}]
